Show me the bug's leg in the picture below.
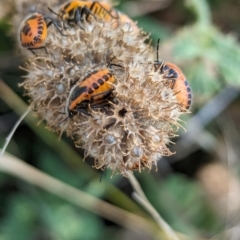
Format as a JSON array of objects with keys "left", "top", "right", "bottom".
[
  {"left": 46, "top": 21, "right": 53, "bottom": 28},
  {"left": 48, "top": 7, "right": 59, "bottom": 17},
  {"left": 90, "top": 90, "right": 113, "bottom": 103},
  {"left": 74, "top": 7, "right": 85, "bottom": 29},
  {"left": 79, "top": 108, "right": 92, "bottom": 117},
  {"left": 28, "top": 48, "right": 37, "bottom": 56},
  {"left": 28, "top": 46, "right": 48, "bottom": 56},
  {"left": 45, "top": 17, "right": 67, "bottom": 36},
  {"left": 108, "top": 63, "right": 124, "bottom": 70},
  {"left": 43, "top": 46, "right": 49, "bottom": 55},
  {"left": 75, "top": 101, "right": 93, "bottom": 117},
  {"left": 82, "top": 5, "right": 97, "bottom": 21}
]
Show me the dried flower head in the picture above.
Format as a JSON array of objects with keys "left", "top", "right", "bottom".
[
  {"left": 20, "top": 3, "right": 189, "bottom": 176},
  {"left": 71, "top": 61, "right": 183, "bottom": 174}
]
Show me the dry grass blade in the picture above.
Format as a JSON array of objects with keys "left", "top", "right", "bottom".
[
  {"left": 0, "top": 151, "right": 158, "bottom": 239},
  {"left": 0, "top": 108, "right": 30, "bottom": 158}
]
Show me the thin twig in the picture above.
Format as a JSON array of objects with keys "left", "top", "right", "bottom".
[
  {"left": 0, "top": 108, "right": 31, "bottom": 158},
  {"left": 126, "top": 171, "right": 180, "bottom": 240}
]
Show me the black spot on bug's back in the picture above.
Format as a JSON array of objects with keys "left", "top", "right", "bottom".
[
  {"left": 187, "top": 87, "right": 191, "bottom": 92},
  {"left": 188, "top": 93, "right": 192, "bottom": 99},
  {"left": 38, "top": 30, "right": 43, "bottom": 35},
  {"left": 184, "top": 80, "right": 189, "bottom": 86},
  {"left": 37, "top": 20, "right": 44, "bottom": 25},
  {"left": 187, "top": 100, "right": 192, "bottom": 108},
  {"left": 168, "top": 69, "right": 178, "bottom": 79},
  {"left": 102, "top": 75, "right": 109, "bottom": 81},
  {"left": 88, "top": 88, "right": 94, "bottom": 94},
  {"left": 38, "top": 18, "right": 43, "bottom": 23},
  {"left": 92, "top": 83, "right": 99, "bottom": 90},
  {"left": 97, "top": 79, "right": 104, "bottom": 85},
  {"left": 70, "top": 86, "right": 88, "bottom": 102},
  {"left": 163, "top": 65, "right": 170, "bottom": 71},
  {"left": 38, "top": 26, "right": 44, "bottom": 31},
  {"left": 22, "top": 24, "right": 31, "bottom": 36}
]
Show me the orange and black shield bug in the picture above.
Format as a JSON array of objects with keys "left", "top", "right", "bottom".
[
  {"left": 49, "top": 1, "right": 119, "bottom": 29},
  {"left": 154, "top": 39, "right": 192, "bottom": 111},
  {"left": 57, "top": 60, "right": 123, "bottom": 127},
  {"left": 19, "top": 2, "right": 66, "bottom": 55},
  {"left": 162, "top": 62, "right": 192, "bottom": 110},
  {"left": 67, "top": 67, "right": 116, "bottom": 117}
]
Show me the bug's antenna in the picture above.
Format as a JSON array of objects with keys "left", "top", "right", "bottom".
[
  {"left": 107, "top": 56, "right": 116, "bottom": 68},
  {"left": 156, "top": 38, "right": 160, "bottom": 62},
  {"left": 108, "top": 56, "right": 124, "bottom": 69},
  {"left": 48, "top": 7, "right": 59, "bottom": 17}
]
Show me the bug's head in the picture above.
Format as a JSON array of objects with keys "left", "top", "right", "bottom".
[{"left": 68, "top": 110, "right": 77, "bottom": 118}]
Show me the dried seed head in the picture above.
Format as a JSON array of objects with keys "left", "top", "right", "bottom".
[
  {"left": 20, "top": 5, "right": 189, "bottom": 176},
  {"left": 71, "top": 61, "right": 183, "bottom": 174}
]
